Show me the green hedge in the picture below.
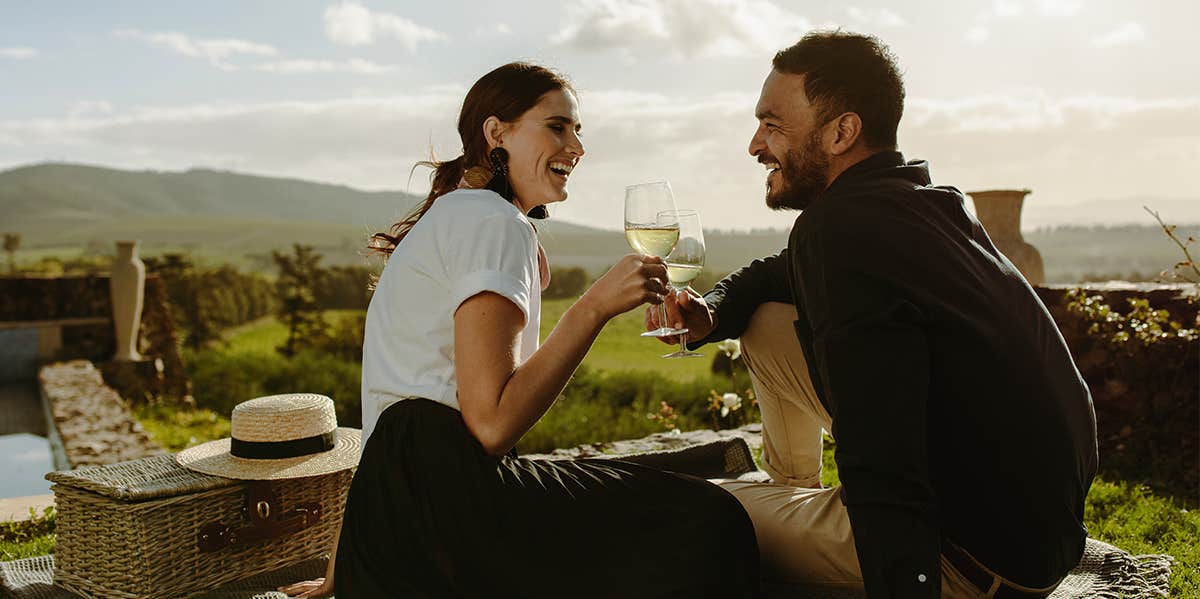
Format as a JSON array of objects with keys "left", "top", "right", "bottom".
[{"left": 186, "top": 349, "right": 362, "bottom": 428}]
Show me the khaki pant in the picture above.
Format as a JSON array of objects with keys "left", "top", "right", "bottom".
[{"left": 709, "top": 303, "right": 993, "bottom": 598}]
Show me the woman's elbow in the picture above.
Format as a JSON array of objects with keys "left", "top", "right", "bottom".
[{"left": 460, "top": 412, "right": 512, "bottom": 457}]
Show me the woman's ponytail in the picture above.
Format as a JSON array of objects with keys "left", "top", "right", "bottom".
[{"left": 367, "top": 156, "right": 465, "bottom": 257}]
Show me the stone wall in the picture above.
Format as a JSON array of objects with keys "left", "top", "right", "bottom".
[
  {"left": 39, "top": 361, "right": 164, "bottom": 468},
  {"left": 1036, "top": 283, "right": 1198, "bottom": 492},
  {"left": 0, "top": 275, "right": 191, "bottom": 405}
]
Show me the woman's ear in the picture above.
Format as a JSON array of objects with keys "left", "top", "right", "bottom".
[{"left": 483, "top": 116, "right": 506, "bottom": 150}]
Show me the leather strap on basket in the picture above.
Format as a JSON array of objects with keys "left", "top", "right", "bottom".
[{"left": 197, "top": 482, "right": 322, "bottom": 553}]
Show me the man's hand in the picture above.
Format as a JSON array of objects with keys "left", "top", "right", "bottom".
[{"left": 645, "top": 289, "right": 716, "bottom": 345}]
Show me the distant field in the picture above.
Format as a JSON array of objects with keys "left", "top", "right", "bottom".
[
  {"left": 221, "top": 310, "right": 360, "bottom": 355},
  {"left": 223, "top": 302, "right": 718, "bottom": 381},
  {"left": 540, "top": 298, "right": 716, "bottom": 381}
]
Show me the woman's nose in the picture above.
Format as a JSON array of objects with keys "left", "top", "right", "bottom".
[{"left": 568, "top": 132, "right": 585, "bottom": 158}]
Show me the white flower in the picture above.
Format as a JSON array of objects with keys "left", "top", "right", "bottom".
[
  {"left": 717, "top": 338, "right": 742, "bottom": 361},
  {"left": 720, "top": 392, "right": 742, "bottom": 417}
]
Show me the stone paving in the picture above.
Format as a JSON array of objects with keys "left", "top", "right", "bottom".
[{"left": 38, "top": 360, "right": 164, "bottom": 468}]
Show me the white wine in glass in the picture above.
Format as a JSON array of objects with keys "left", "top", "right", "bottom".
[
  {"left": 624, "top": 181, "right": 686, "bottom": 338},
  {"left": 662, "top": 209, "right": 705, "bottom": 358}
]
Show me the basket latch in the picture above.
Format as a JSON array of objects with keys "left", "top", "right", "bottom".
[{"left": 197, "top": 481, "right": 323, "bottom": 552}]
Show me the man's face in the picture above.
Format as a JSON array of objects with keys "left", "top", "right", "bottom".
[{"left": 748, "top": 70, "right": 831, "bottom": 211}]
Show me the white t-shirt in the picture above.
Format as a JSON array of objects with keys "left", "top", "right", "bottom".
[{"left": 360, "top": 188, "right": 541, "bottom": 444}]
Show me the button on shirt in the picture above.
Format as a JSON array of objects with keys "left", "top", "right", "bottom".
[
  {"left": 698, "top": 152, "right": 1097, "bottom": 597},
  {"left": 360, "top": 189, "right": 541, "bottom": 444}
]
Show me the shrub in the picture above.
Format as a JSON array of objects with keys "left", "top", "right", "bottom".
[
  {"left": 516, "top": 366, "right": 757, "bottom": 454},
  {"left": 186, "top": 349, "right": 362, "bottom": 428}
]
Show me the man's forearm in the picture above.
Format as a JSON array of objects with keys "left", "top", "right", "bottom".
[{"left": 692, "top": 250, "right": 792, "bottom": 347}]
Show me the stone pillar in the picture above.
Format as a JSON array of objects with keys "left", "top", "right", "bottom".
[
  {"left": 967, "top": 189, "right": 1045, "bottom": 286},
  {"left": 110, "top": 240, "right": 145, "bottom": 361}
]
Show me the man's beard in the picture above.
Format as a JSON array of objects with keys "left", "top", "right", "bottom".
[{"left": 766, "top": 129, "right": 829, "bottom": 211}]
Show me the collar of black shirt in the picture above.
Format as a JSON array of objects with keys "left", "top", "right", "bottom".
[{"left": 822, "top": 150, "right": 932, "bottom": 198}]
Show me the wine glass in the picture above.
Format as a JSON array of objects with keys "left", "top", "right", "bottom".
[
  {"left": 624, "top": 181, "right": 686, "bottom": 338},
  {"left": 661, "top": 209, "right": 705, "bottom": 358}
]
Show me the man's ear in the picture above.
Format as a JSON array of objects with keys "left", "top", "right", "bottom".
[
  {"left": 828, "top": 112, "right": 864, "bottom": 156},
  {"left": 483, "top": 116, "right": 506, "bottom": 149}
]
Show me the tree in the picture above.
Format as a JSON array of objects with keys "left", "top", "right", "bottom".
[
  {"left": 3, "top": 233, "right": 20, "bottom": 274},
  {"left": 272, "top": 244, "right": 328, "bottom": 358},
  {"left": 544, "top": 266, "right": 591, "bottom": 299}
]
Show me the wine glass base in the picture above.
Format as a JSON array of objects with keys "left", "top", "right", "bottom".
[
  {"left": 663, "top": 350, "right": 704, "bottom": 359},
  {"left": 641, "top": 326, "right": 688, "bottom": 338}
]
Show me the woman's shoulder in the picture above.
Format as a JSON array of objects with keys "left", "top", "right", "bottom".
[
  {"left": 426, "top": 188, "right": 525, "bottom": 224},
  {"left": 424, "top": 190, "right": 532, "bottom": 237}
]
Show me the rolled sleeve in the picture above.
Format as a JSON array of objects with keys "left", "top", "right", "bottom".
[
  {"left": 443, "top": 208, "right": 538, "bottom": 325},
  {"left": 449, "top": 269, "right": 531, "bottom": 324}
]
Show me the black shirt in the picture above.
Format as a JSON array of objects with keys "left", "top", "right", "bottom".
[{"left": 699, "top": 151, "right": 1098, "bottom": 597}]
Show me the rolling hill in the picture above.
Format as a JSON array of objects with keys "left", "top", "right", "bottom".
[{"left": 1, "top": 162, "right": 1195, "bottom": 282}]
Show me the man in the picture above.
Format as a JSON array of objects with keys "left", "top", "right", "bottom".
[{"left": 649, "top": 31, "right": 1098, "bottom": 598}]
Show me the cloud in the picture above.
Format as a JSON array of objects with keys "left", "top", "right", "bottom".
[
  {"left": 965, "top": 26, "right": 990, "bottom": 43},
  {"left": 551, "top": 0, "right": 811, "bottom": 60},
  {"left": 845, "top": 7, "right": 907, "bottom": 28},
  {"left": 250, "top": 58, "right": 395, "bottom": 74},
  {"left": 0, "top": 46, "right": 37, "bottom": 60},
  {"left": 1033, "top": 0, "right": 1083, "bottom": 17},
  {"left": 114, "top": 28, "right": 396, "bottom": 74},
  {"left": 67, "top": 101, "right": 115, "bottom": 118},
  {"left": 475, "top": 22, "right": 513, "bottom": 36},
  {"left": 3, "top": 89, "right": 1198, "bottom": 231},
  {"left": 1093, "top": 22, "right": 1147, "bottom": 47},
  {"left": 989, "top": 0, "right": 1083, "bottom": 18},
  {"left": 323, "top": 1, "right": 448, "bottom": 51},
  {"left": 114, "top": 29, "right": 277, "bottom": 67}
]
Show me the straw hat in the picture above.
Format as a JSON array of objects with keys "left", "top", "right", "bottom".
[{"left": 176, "top": 393, "right": 361, "bottom": 480}]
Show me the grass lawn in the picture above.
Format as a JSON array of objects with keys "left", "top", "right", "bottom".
[{"left": 541, "top": 297, "right": 715, "bottom": 381}]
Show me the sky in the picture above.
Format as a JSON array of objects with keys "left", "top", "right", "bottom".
[{"left": 2, "top": 0, "right": 1199, "bottom": 231}]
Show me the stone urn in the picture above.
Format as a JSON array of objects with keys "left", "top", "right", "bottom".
[
  {"left": 967, "top": 189, "right": 1045, "bottom": 286},
  {"left": 110, "top": 240, "right": 145, "bottom": 361}
]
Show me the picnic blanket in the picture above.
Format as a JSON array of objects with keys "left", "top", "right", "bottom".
[{"left": 0, "top": 438, "right": 1174, "bottom": 598}]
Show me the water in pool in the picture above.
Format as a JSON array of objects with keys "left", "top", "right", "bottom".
[{"left": 0, "top": 433, "right": 53, "bottom": 498}]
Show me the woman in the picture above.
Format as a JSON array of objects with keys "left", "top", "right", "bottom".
[{"left": 283, "top": 63, "right": 759, "bottom": 598}]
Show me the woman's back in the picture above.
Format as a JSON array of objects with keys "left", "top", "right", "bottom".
[{"left": 361, "top": 188, "right": 540, "bottom": 442}]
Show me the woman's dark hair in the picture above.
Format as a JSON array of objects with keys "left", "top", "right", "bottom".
[
  {"left": 772, "top": 30, "right": 904, "bottom": 150},
  {"left": 369, "top": 62, "right": 574, "bottom": 256}
]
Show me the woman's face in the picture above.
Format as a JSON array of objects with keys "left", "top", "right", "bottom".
[{"left": 497, "top": 89, "right": 585, "bottom": 212}]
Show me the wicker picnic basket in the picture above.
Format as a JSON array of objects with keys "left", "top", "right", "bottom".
[{"left": 46, "top": 454, "right": 351, "bottom": 599}]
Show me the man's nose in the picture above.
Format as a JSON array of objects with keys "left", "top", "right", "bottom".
[{"left": 748, "top": 124, "right": 766, "bottom": 158}]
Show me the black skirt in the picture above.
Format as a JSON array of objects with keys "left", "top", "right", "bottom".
[{"left": 335, "top": 399, "right": 760, "bottom": 598}]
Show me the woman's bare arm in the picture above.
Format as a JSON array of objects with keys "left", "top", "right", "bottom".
[{"left": 455, "top": 254, "right": 667, "bottom": 455}]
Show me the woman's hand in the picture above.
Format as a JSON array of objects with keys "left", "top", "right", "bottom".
[
  {"left": 278, "top": 577, "right": 333, "bottom": 598},
  {"left": 279, "top": 527, "right": 337, "bottom": 598},
  {"left": 579, "top": 254, "right": 669, "bottom": 321}
]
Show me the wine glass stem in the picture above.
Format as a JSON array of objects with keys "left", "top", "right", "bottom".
[{"left": 658, "top": 303, "right": 671, "bottom": 333}]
